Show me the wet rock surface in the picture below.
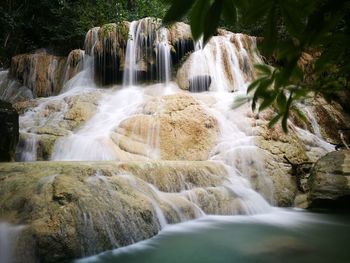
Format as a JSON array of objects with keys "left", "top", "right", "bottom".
[
  {"left": 0, "top": 161, "right": 245, "bottom": 263},
  {"left": 114, "top": 93, "right": 219, "bottom": 161},
  {"left": 10, "top": 52, "right": 67, "bottom": 97},
  {"left": 308, "top": 150, "right": 350, "bottom": 209}
]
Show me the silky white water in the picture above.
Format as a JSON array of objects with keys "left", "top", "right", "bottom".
[
  {"left": 0, "top": 223, "right": 25, "bottom": 263},
  {"left": 3, "top": 18, "right": 340, "bottom": 262}
]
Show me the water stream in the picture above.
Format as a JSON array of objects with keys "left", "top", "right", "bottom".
[
  {"left": 0, "top": 17, "right": 343, "bottom": 263},
  {"left": 76, "top": 210, "right": 350, "bottom": 263}
]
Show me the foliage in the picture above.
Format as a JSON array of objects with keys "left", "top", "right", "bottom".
[
  {"left": 0, "top": 0, "right": 167, "bottom": 67},
  {"left": 163, "top": 0, "right": 350, "bottom": 132}
]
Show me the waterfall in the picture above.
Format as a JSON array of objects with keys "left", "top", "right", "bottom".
[
  {"left": 0, "top": 223, "right": 25, "bottom": 263},
  {"left": 51, "top": 87, "right": 146, "bottom": 161},
  {"left": 183, "top": 33, "right": 259, "bottom": 92},
  {"left": 0, "top": 70, "right": 33, "bottom": 103},
  {"left": 123, "top": 18, "right": 171, "bottom": 86},
  {"left": 156, "top": 28, "right": 172, "bottom": 84},
  {"left": 123, "top": 21, "right": 138, "bottom": 86},
  {"left": 5, "top": 18, "right": 342, "bottom": 262}
]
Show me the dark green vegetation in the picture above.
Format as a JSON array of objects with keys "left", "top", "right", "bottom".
[
  {"left": 0, "top": 0, "right": 167, "bottom": 67},
  {"left": 163, "top": 0, "right": 350, "bottom": 131}
]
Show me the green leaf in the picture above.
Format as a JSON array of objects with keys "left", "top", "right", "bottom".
[
  {"left": 255, "top": 64, "right": 272, "bottom": 76},
  {"left": 292, "top": 107, "right": 308, "bottom": 124},
  {"left": 261, "top": 3, "right": 277, "bottom": 55},
  {"left": 268, "top": 114, "right": 281, "bottom": 128},
  {"left": 281, "top": 92, "right": 294, "bottom": 133},
  {"left": 279, "top": 1, "right": 304, "bottom": 37},
  {"left": 163, "top": 0, "right": 196, "bottom": 24},
  {"left": 258, "top": 93, "right": 276, "bottom": 111},
  {"left": 203, "top": 0, "right": 224, "bottom": 44},
  {"left": 222, "top": 0, "right": 237, "bottom": 26},
  {"left": 232, "top": 95, "right": 251, "bottom": 109},
  {"left": 276, "top": 92, "right": 287, "bottom": 113},
  {"left": 190, "top": 0, "right": 211, "bottom": 40},
  {"left": 247, "top": 79, "right": 261, "bottom": 93},
  {"left": 281, "top": 111, "right": 289, "bottom": 133}
]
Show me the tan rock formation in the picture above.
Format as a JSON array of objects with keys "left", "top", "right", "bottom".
[
  {"left": 168, "top": 22, "right": 192, "bottom": 44},
  {"left": 113, "top": 93, "right": 219, "bottom": 161},
  {"left": 253, "top": 109, "right": 310, "bottom": 206},
  {"left": 62, "top": 49, "right": 85, "bottom": 84},
  {"left": 10, "top": 52, "right": 67, "bottom": 97},
  {"left": 63, "top": 91, "right": 102, "bottom": 130},
  {"left": 0, "top": 161, "right": 242, "bottom": 263},
  {"left": 14, "top": 90, "right": 102, "bottom": 160}
]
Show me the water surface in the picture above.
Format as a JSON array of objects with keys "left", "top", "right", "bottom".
[{"left": 77, "top": 209, "right": 350, "bottom": 263}]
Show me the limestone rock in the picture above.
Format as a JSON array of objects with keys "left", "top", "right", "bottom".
[
  {"left": 63, "top": 91, "right": 102, "bottom": 130},
  {"left": 14, "top": 91, "right": 102, "bottom": 161},
  {"left": 0, "top": 100, "right": 19, "bottom": 161},
  {"left": 254, "top": 109, "right": 309, "bottom": 206},
  {"left": 168, "top": 22, "right": 194, "bottom": 65},
  {"left": 113, "top": 93, "right": 219, "bottom": 160},
  {"left": 0, "top": 161, "right": 237, "bottom": 263},
  {"left": 62, "top": 49, "right": 85, "bottom": 84},
  {"left": 94, "top": 22, "right": 129, "bottom": 85},
  {"left": 308, "top": 150, "right": 350, "bottom": 209},
  {"left": 0, "top": 71, "right": 33, "bottom": 104},
  {"left": 10, "top": 52, "right": 67, "bottom": 97}
]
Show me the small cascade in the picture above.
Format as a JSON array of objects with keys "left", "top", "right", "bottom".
[
  {"left": 84, "top": 27, "right": 100, "bottom": 56},
  {"left": 16, "top": 132, "right": 38, "bottom": 161},
  {"left": 0, "top": 223, "right": 25, "bottom": 263},
  {"left": 51, "top": 87, "right": 146, "bottom": 161},
  {"left": 156, "top": 28, "right": 172, "bottom": 84},
  {"left": 178, "top": 33, "right": 261, "bottom": 92},
  {"left": 298, "top": 103, "right": 323, "bottom": 138},
  {"left": 4, "top": 17, "right": 345, "bottom": 263},
  {"left": 123, "top": 18, "right": 172, "bottom": 86},
  {"left": 0, "top": 70, "right": 33, "bottom": 103},
  {"left": 10, "top": 52, "right": 66, "bottom": 97},
  {"left": 123, "top": 21, "right": 139, "bottom": 86},
  {"left": 62, "top": 49, "right": 85, "bottom": 86},
  {"left": 202, "top": 90, "right": 275, "bottom": 204},
  {"left": 60, "top": 29, "right": 100, "bottom": 93}
]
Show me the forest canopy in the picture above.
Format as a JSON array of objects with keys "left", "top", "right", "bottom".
[{"left": 0, "top": 0, "right": 167, "bottom": 67}]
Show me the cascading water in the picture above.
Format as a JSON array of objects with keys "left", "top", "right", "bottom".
[
  {"left": 0, "top": 223, "right": 24, "bottom": 263},
  {"left": 3, "top": 18, "right": 342, "bottom": 263},
  {"left": 0, "top": 70, "right": 33, "bottom": 103},
  {"left": 123, "top": 18, "right": 171, "bottom": 86},
  {"left": 156, "top": 28, "right": 172, "bottom": 84}
]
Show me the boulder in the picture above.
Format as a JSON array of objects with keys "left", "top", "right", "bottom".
[
  {"left": 254, "top": 110, "right": 310, "bottom": 206},
  {"left": 62, "top": 49, "right": 85, "bottom": 84},
  {"left": 10, "top": 52, "right": 67, "bottom": 97},
  {"left": 0, "top": 100, "right": 19, "bottom": 161},
  {"left": 113, "top": 93, "right": 219, "bottom": 160},
  {"left": 14, "top": 91, "right": 102, "bottom": 161},
  {"left": 0, "top": 71, "right": 33, "bottom": 104},
  {"left": 308, "top": 150, "right": 350, "bottom": 209},
  {"left": 168, "top": 22, "right": 194, "bottom": 65},
  {"left": 0, "top": 161, "right": 242, "bottom": 263}
]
